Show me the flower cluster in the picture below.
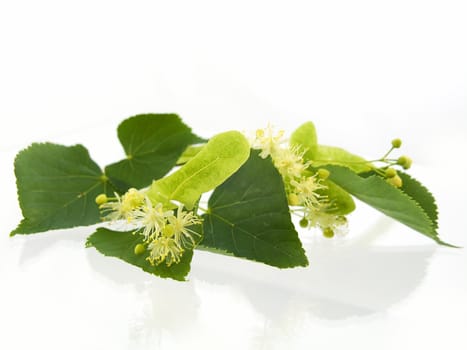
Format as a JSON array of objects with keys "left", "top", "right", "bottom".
[
  {"left": 374, "top": 138, "right": 413, "bottom": 188},
  {"left": 250, "top": 125, "right": 348, "bottom": 238},
  {"left": 96, "top": 189, "right": 202, "bottom": 266}
]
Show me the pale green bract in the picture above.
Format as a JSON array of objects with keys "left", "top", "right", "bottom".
[
  {"left": 313, "top": 145, "right": 372, "bottom": 173},
  {"left": 290, "top": 121, "right": 372, "bottom": 173},
  {"left": 147, "top": 131, "right": 250, "bottom": 209},
  {"left": 290, "top": 121, "right": 318, "bottom": 160},
  {"left": 176, "top": 145, "right": 205, "bottom": 165},
  {"left": 319, "top": 179, "right": 356, "bottom": 215}
]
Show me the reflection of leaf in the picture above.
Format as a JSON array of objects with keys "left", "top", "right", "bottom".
[
  {"left": 105, "top": 114, "right": 205, "bottom": 192},
  {"left": 12, "top": 143, "right": 111, "bottom": 235},
  {"left": 325, "top": 165, "right": 452, "bottom": 245},
  {"left": 86, "top": 227, "right": 193, "bottom": 281},
  {"left": 192, "top": 242, "right": 436, "bottom": 320},
  {"left": 148, "top": 131, "right": 250, "bottom": 209},
  {"left": 201, "top": 150, "right": 309, "bottom": 268}
]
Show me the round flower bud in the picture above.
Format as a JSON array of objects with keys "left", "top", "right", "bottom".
[
  {"left": 322, "top": 227, "right": 335, "bottom": 238},
  {"left": 403, "top": 157, "right": 412, "bottom": 169},
  {"left": 288, "top": 193, "right": 300, "bottom": 206},
  {"left": 385, "top": 168, "right": 397, "bottom": 178},
  {"left": 134, "top": 243, "right": 146, "bottom": 255},
  {"left": 397, "top": 155, "right": 412, "bottom": 169},
  {"left": 391, "top": 138, "right": 402, "bottom": 148},
  {"left": 386, "top": 174, "right": 403, "bottom": 188},
  {"left": 317, "top": 168, "right": 330, "bottom": 180},
  {"left": 95, "top": 194, "right": 108, "bottom": 206},
  {"left": 299, "top": 218, "right": 308, "bottom": 228}
]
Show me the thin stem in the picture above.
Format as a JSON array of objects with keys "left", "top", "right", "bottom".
[
  {"left": 312, "top": 158, "right": 373, "bottom": 165},
  {"left": 373, "top": 168, "right": 386, "bottom": 177},
  {"left": 382, "top": 146, "right": 395, "bottom": 160}
]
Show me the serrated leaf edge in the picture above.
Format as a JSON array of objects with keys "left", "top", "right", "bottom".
[
  {"left": 326, "top": 166, "right": 437, "bottom": 239},
  {"left": 11, "top": 142, "right": 106, "bottom": 235},
  {"left": 398, "top": 171, "right": 439, "bottom": 230}
]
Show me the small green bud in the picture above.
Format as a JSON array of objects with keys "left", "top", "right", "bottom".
[
  {"left": 386, "top": 174, "right": 403, "bottom": 188},
  {"left": 391, "top": 138, "right": 402, "bottom": 148},
  {"left": 299, "top": 218, "right": 308, "bottom": 228},
  {"left": 288, "top": 193, "right": 300, "bottom": 206},
  {"left": 403, "top": 157, "right": 412, "bottom": 169},
  {"left": 385, "top": 168, "right": 397, "bottom": 178},
  {"left": 397, "top": 155, "right": 412, "bottom": 169},
  {"left": 95, "top": 194, "right": 108, "bottom": 206},
  {"left": 322, "top": 227, "right": 335, "bottom": 238},
  {"left": 134, "top": 243, "right": 146, "bottom": 255},
  {"left": 317, "top": 168, "right": 330, "bottom": 180}
]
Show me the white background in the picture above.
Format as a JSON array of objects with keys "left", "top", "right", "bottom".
[{"left": 1, "top": 1, "right": 466, "bottom": 349}]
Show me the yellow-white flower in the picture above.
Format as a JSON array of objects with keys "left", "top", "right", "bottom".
[
  {"left": 290, "top": 176, "right": 326, "bottom": 210},
  {"left": 132, "top": 197, "right": 173, "bottom": 240},
  {"left": 273, "top": 146, "right": 310, "bottom": 180},
  {"left": 97, "top": 187, "right": 205, "bottom": 266},
  {"left": 250, "top": 124, "right": 285, "bottom": 159},
  {"left": 167, "top": 205, "right": 203, "bottom": 249},
  {"left": 99, "top": 188, "right": 145, "bottom": 221},
  {"left": 147, "top": 236, "right": 184, "bottom": 266}
]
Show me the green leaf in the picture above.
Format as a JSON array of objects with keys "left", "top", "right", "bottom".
[
  {"left": 148, "top": 131, "right": 250, "bottom": 209},
  {"left": 105, "top": 114, "right": 205, "bottom": 193},
  {"left": 324, "top": 165, "right": 450, "bottom": 245},
  {"left": 313, "top": 145, "right": 372, "bottom": 173},
  {"left": 201, "top": 150, "right": 309, "bottom": 268},
  {"left": 12, "top": 143, "right": 111, "bottom": 235},
  {"left": 86, "top": 227, "right": 193, "bottom": 281},
  {"left": 398, "top": 172, "right": 439, "bottom": 230},
  {"left": 290, "top": 121, "right": 318, "bottom": 159}
]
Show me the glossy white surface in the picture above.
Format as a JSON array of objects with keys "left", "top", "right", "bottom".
[{"left": 1, "top": 1, "right": 466, "bottom": 349}]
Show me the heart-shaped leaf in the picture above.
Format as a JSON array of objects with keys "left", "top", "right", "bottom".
[
  {"left": 12, "top": 143, "right": 111, "bottom": 235},
  {"left": 201, "top": 150, "right": 309, "bottom": 268},
  {"left": 105, "top": 114, "right": 205, "bottom": 192}
]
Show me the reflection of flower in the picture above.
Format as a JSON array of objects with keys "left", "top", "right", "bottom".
[
  {"left": 307, "top": 211, "right": 349, "bottom": 238},
  {"left": 97, "top": 189, "right": 202, "bottom": 266}
]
